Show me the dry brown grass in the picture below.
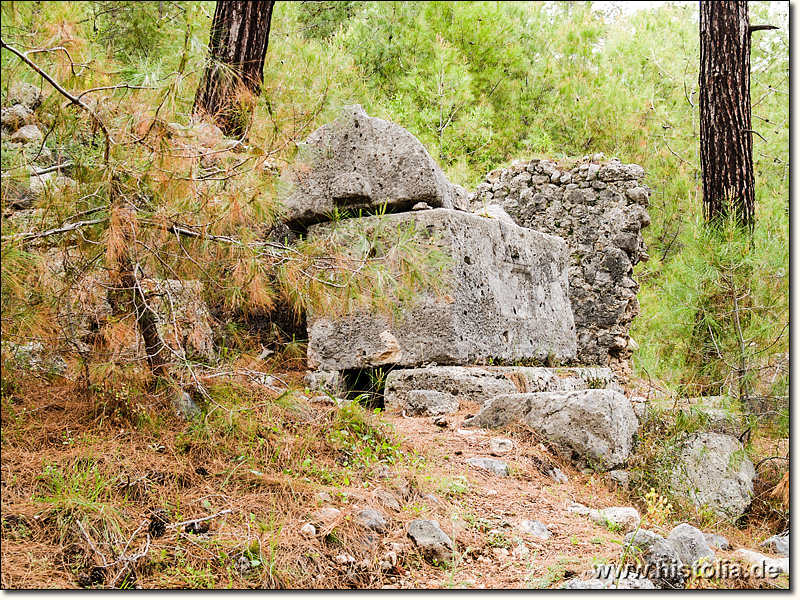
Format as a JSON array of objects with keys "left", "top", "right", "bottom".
[{"left": 1, "top": 371, "right": 790, "bottom": 589}]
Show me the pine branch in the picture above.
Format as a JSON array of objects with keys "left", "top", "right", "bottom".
[{"left": 0, "top": 36, "right": 116, "bottom": 163}]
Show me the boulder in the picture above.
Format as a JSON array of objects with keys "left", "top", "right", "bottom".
[
  {"left": 306, "top": 209, "right": 576, "bottom": 370},
  {"left": 760, "top": 533, "right": 789, "bottom": 557},
  {"left": 282, "top": 105, "right": 463, "bottom": 225},
  {"left": 463, "top": 389, "right": 637, "bottom": 470},
  {"left": 1, "top": 104, "right": 34, "bottom": 132},
  {"left": 407, "top": 519, "right": 455, "bottom": 566},
  {"left": 466, "top": 457, "right": 510, "bottom": 476},
  {"left": 670, "top": 433, "right": 755, "bottom": 519},
  {"left": 383, "top": 365, "right": 619, "bottom": 412},
  {"left": 590, "top": 507, "right": 641, "bottom": 534},
  {"left": 703, "top": 533, "right": 732, "bottom": 551},
  {"left": 7, "top": 82, "right": 44, "bottom": 110},
  {"left": 10, "top": 124, "right": 43, "bottom": 144},
  {"left": 736, "top": 549, "right": 789, "bottom": 577},
  {"left": 666, "top": 523, "right": 716, "bottom": 568},
  {"left": 404, "top": 390, "right": 459, "bottom": 416},
  {"left": 623, "top": 529, "right": 685, "bottom": 589}
]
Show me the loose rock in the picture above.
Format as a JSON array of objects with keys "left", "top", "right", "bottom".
[
  {"left": 407, "top": 519, "right": 455, "bottom": 566},
  {"left": 703, "top": 533, "right": 732, "bottom": 551},
  {"left": 355, "top": 508, "right": 388, "bottom": 533},
  {"left": 517, "top": 520, "right": 551, "bottom": 539},
  {"left": 666, "top": 523, "right": 716, "bottom": 567},
  {"left": 589, "top": 507, "right": 641, "bottom": 534},
  {"left": 10, "top": 124, "right": 43, "bottom": 144},
  {"left": 466, "top": 457, "right": 510, "bottom": 476},
  {"left": 464, "top": 389, "right": 638, "bottom": 470},
  {"left": 760, "top": 533, "right": 789, "bottom": 557},
  {"left": 622, "top": 529, "right": 685, "bottom": 589},
  {"left": 489, "top": 438, "right": 514, "bottom": 454},
  {"left": 736, "top": 549, "right": 789, "bottom": 576}
]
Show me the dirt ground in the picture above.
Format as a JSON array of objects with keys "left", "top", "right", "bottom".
[{"left": 0, "top": 373, "right": 788, "bottom": 589}]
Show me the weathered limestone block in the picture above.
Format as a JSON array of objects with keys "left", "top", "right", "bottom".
[
  {"left": 670, "top": 432, "right": 755, "bottom": 519},
  {"left": 383, "top": 365, "right": 620, "bottom": 413},
  {"left": 463, "top": 389, "right": 638, "bottom": 470},
  {"left": 306, "top": 209, "right": 576, "bottom": 370},
  {"left": 282, "top": 105, "right": 463, "bottom": 225},
  {"left": 404, "top": 390, "right": 459, "bottom": 416}
]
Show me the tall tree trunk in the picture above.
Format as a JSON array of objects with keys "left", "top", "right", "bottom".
[
  {"left": 699, "top": 1, "right": 755, "bottom": 231},
  {"left": 194, "top": 1, "right": 274, "bottom": 139}
]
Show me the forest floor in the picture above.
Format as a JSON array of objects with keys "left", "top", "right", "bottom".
[{"left": 0, "top": 369, "right": 788, "bottom": 589}]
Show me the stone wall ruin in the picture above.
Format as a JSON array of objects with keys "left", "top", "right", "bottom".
[
  {"left": 282, "top": 106, "right": 652, "bottom": 380},
  {"left": 472, "top": 157, "right": 651, "bottom": 373}
]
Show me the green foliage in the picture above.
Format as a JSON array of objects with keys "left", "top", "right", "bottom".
[
  {"left": 88, "top": 1, "right": 194, "bottom": 61},
  {"left": 0, "top": 1, "right": 789, "bottom": 441}
]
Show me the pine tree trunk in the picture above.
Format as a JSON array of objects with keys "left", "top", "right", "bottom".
[
  {"left": 193, "top": 1, "right": 274, "bottom": 138},
  {"left": 699, "top": 1, "right": 755, "bottom": 231}
]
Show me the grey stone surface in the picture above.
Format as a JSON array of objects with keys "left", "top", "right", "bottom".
[
  {"left": 623, "top": 529, "right": 685, "bottom": 589},
  {"left": 374, "top": 489, "right": 401, "bottom": 512},
  {"left": 383, "top": 365, "right": 619, "bottom": 413},
  {"left": 407, "top": 519, "right": 455, "bottom": 566},
  {"left": 489, "top": 438, "right": 514, "bottom": 454},
  {"left": 303, "top": 370, "right": 345, "bottom": 396},
  {"left": 703, "top": 533, "right": 732, "bottom": 551},
  {"left": 564, "top": 576, "right": 657, "bottom": 590},
  {"left": 10, "top": 124, "right": 43, "bottom": 144},
  {"left": 1, "top": 341, "right": 68, "bottom": 375},
  {"left": 404, "top": 390, "right": 459, "bottom": 416},
  {"left": 667, "top": 523, "right": 716, "bottom": 567},
  {"left": 306, "top": 209, "right": 576, "bottom": 370},
  {"left": 310, "top": 507, "right": 341, "bottom": 524},
  {"left": 466, "top": 457, "right": 510, "bottom": 476},
  {"left": 463, "top": 389, "right": 638, "bottom": 470},
  {"left": 760, "top": 533, "right": 789, "bottom": 557},
  {"left": 8, "top": 82, "right": 44, "bottom": 110},
  {"left": 172, "top": 390, "right": 201, "bottom": 419},
  {"left": 670, "top": 432, "right": 755, "bottom": 519},
  {"left": 590, "top": 507, "right": 641, "bottom": 533},
  {"left": 736, "top": 549, "right": 789, "bottom": 576},
  {"left": 29, "top": 173, "right": 75, "bottom": 197},
  {"left": 517, "top": 520, "right": 550, "bottom": 539},
  {"left": 608, "top": 470, "right": 630, "bottom": 488},
  {"left": 1, "top": 104, "right": 34, "bottom": 132},
  {"left": 282, "top": 105, "right": 463, "bottom": 225},
  {"left": 472, "top": 156, "right": 651, "bottom": 374},
  {"left": 355, "top": 508, "right": 388, "bottom": 533}
]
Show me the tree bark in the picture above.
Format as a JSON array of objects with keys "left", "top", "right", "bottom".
[
  {"left": 193, "top": 1, "right": 275, "bottom": 139},
  {"left": 699, "top": 1, "right": 755, "bottom": 231}
]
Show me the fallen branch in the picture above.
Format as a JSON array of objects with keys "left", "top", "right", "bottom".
[
  {"left": 166, "top": 509, "right": 234, "bottom": 530},
  {"left": 1, "top": 218, "right": 107, "bottom": 243}
]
